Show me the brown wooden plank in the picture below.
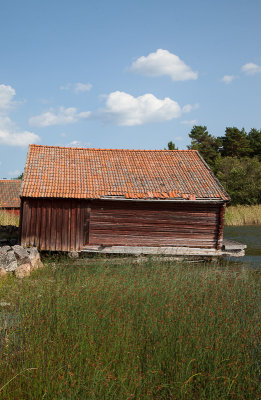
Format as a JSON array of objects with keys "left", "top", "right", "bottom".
[
  {"left": 75, "top": 201, "right": 80, "bottom": 251},
  {"left": 29, "top": 200, "right": 37, "bottom": 247},
  {"left": 70, "top": 200, "right": 76, "bottom": 250},
  {"left": 45, "top": 200, "right": 52, "bottom": 251},
  {"left": 56, "top": 200, "right": 62, "bottom": 251},
  {"left": 24, "top": 200, "right": 30, "bottom": 247},
  {"left": 34, "top": 200, "right": 42, "bottom": 249},
  {"left": 84, "top": 201, "right": 91, "bottom": 246},
  {"left": 61, "top": 201, "right": 69, "bottom": 251},
  {"left": 40, "top": 200, "right": 47, "bottom": 250},
  {"left": 217, "top": 203, "right": 226, "bottom": 249},
  {"left": 89, "top": 199, "right": 220, "bottom": 249},
  {"left": 50, "top": 200, "right": 57, "bottom": 251},
  {"left": 79, "top": 200, "right": 85, "bottom": 249}
]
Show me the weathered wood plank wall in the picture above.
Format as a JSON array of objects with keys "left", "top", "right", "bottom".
[
  {"left": 20, "top": 198, "right": 223, "bottom": 251},
  {"left": 20, "top": 198, "right": 86, "bottom": 251},
  {"left": 90, "top": 200, "right": 220, "bottom": 249}
]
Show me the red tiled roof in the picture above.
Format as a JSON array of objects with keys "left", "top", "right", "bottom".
[
  {"left": 21, "top": 144, "right": 230, "bottom": 201},
  {"left": 0, "top": 180, "right": 21, "bottom": 208}
]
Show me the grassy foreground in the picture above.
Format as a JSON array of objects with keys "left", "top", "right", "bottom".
[
  {"left": 225, "top": 204, "right": 261, "bottom": 226},
  {"left": 0, "top": 257, "right": 260, "bottom": 399}
]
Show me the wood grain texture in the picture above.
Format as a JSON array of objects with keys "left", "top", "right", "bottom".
[
  {"left": 20, "top": 198, "right": 223, "bottom": 251},
  {"left": 89, "top": 200, "right": 220, "bottom": 249}
]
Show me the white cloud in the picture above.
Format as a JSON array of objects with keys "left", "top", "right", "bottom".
[
  {"left": 221, "top": 75, "right": 236, "bottom": 84},
  {"left": 74, "top": 83, "right": 92, "bottom": 93},
  {"left": 182, "top": 103, "right": 199, "bottom": 113},
  {"left": 0, "top": 84, "right": 16, "bottom": 111},
  {"left": 96, "top": 91, "right": 182, "bottom": 126},
  {"left": 0, "top": 86, "right": 40, "bottom": 147},
  {"left": 60, "top": 82, "right": 92, "bottom": 93},
  {"left": 0, "top": 128, "right": 39, "bottom": 147},
  {"left": 29, "top": 107, "right": 91, "bottom": 127},
  {"left": 130, "top": 49, "right": 198, "bottom": 81},
  {"left": 180, "top": 119, "right": 197, "bottom": 125},
  {"left": 241, "top": 62, "right": 261, "bottom": 75},
  {"left": 66, "top": 140, "right": 91, "bottom": 147}
]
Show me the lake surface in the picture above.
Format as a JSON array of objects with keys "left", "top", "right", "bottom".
[{"left": 224, "top": 225, "right": 261, "bottom": 268}]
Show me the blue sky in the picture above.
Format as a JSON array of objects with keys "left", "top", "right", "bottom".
[{"left": 0, "top": 0, "right": 260, "bottom": 178}]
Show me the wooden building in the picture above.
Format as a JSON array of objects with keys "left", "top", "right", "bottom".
[
  {"left": 0, "top": 180, "right": 21, "bottom": 216},
  {"left": 20, "top": 144, "right": 230, "bottom": 254}
]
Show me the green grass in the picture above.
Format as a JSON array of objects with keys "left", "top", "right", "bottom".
[
  {"left": 0, "top": 257, "right": 260, "bottom": 399},
  {"left": 225, "top": 204, "right": 261, "bottom": 226},
  {"left": 0, "top": 210, "right": 19, "bottom": 226}
]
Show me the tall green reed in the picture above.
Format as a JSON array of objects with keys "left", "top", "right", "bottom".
[{"left": 0, "top": 257, "right": 260, "bottom": 399}]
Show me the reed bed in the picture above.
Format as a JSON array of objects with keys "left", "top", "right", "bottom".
[
  {"left": 0, "top": 257, "right": 260, "bottom": 399},
  {"left": 225, "top": 204, "right": 261, "bottom": 226},
  {"left": 0, "top": 210, "right": 19, "bottom": 227}
]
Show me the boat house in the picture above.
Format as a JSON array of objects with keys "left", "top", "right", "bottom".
[
  {"left": 20, "top": 144, "right": 232, "bottom": 255},
  {"left": 0, "top": 180, "right": 21, "bottom": 216}
]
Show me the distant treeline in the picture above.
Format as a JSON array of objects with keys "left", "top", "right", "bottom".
[{"left": 168, "top": 126, "right": 261, "bottom": 205}]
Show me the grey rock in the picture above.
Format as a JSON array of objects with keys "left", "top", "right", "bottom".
[
  {"left": 68, "top": 251, "right": 79, "bottom": 259},
  {"left": 0, "top": 245, "right": 11, "bottom": 253},
  {"left": 15, "top": 263, "right": 31, "bottom": 278},
  {"left": 27, "top": 247, "right": 41, "bottom": 268},
  {"left": 0, "top": 250, "right": 18, "bottom": 272},
  {"left": 13, "top": 245, "right": 31, "bottom": 266}
]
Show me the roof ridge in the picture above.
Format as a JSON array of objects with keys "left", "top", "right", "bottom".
[{"left": 29, "top": 144, "right": 197, "bottom": 152}]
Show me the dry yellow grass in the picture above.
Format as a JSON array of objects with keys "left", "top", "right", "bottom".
[
  {"left": 225, "top": 205, "right": 261, "bottom": 225},
  {"left": 0, "top": 210, "right": 19, "bottom": 226}
]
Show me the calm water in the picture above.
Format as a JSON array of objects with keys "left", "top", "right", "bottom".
[{"left": 224, "top": 225, "right": 261, "bottom": 268}]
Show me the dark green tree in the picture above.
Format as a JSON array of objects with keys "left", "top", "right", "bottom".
[
  {"left": 187, "top": 125, "right": 221, "bottom": 168},
  {"left": 221, "top": 127, "right": 251, "bottom": 158},
  {"left": 215, "top": 156, "right": 261, "bottom": 205},
  {"left": 248, "top": 128, "right": 261, "bottom": 160},
  {"left": 15, "top": 173, "right": 24, "bottom": 179},
  {"left": 167, "top": 141, "right": 178, "bottom": 150}
]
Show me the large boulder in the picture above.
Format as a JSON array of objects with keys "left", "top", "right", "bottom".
[
  {"left": 15, "top": 263, "right": 31, "bottom": 278},
  {"left": 13, "top": 245, "right": 31, "bottom": 266},
  {"left": 0, "top": 267, "right": 7, "bottom": 278},
  {"left": 27, "top": 247, "right": 44, "bottom": 269},
  {"left": 0, "top": 248, "right": 17, "bottom": 272},
  {"left": 0, "top": 245, "right": 43, "bottom": 278}
]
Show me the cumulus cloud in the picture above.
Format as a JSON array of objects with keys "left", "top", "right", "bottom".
[
  {"left": 130, "top": 49, "right": 198, "bottom": 81},
  {"left": 95, "top": 91, "right": 184, "bottom": 126},
  {"left": 241, "top": 62, "right": 261, "bottom": 75},
  {"left": 29, "top": 107, "right": 91, "bottom": 127},
  {"left": 182, "top": 103, "right": 199, "bottom": 113},
  {"left": 0, "top": 128, "right": 39, "bottom": 147},
  {"left": 0, "top": 84, "right": 16, "bottom": 111},
  {"left": 221, "top": 75, "right": 236, "bottom": 84},
  {"left": 0, "top": 85, "right": 40, "bottom": 146},
  {"left": 60, "top": 82, "right": 92, "bottom": 93},
  {"left": 0, "top": 115, "right": 39, "bottom": 146}
]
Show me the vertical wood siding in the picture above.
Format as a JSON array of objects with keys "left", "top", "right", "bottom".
[
  {"left": 20, "top": 198, "right": 86, "bottom": 251},
  {"left": 20, "top": 198, "right": 223, "bottom": 250}
]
